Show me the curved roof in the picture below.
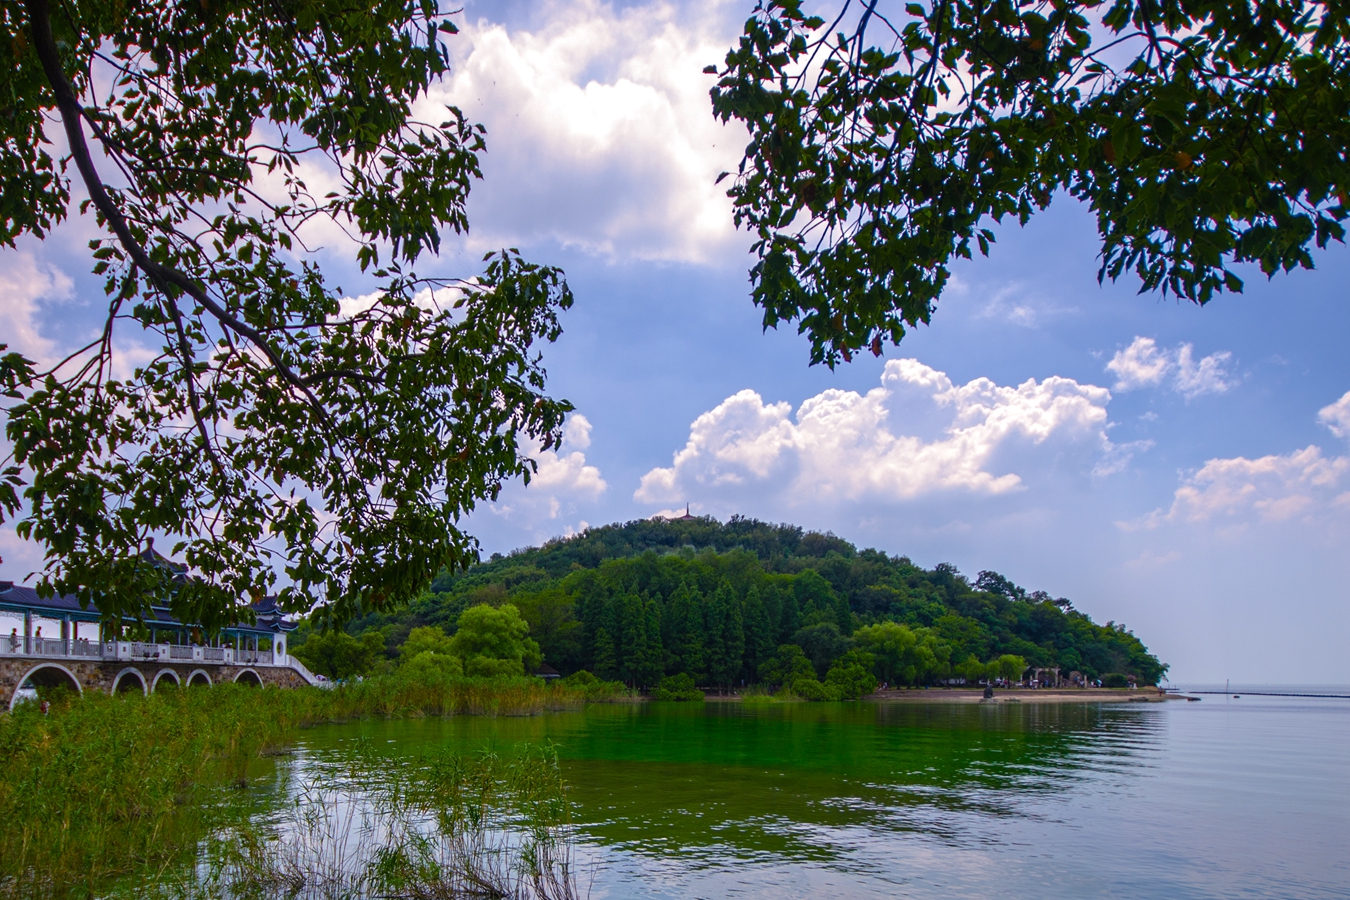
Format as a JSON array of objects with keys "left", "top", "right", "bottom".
[{"left": 0, "top": 581, "right": 294, "bottom": 634}]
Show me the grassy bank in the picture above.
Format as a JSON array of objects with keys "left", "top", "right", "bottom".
[{"left": 0, "top": 671, "right": 625, "bottom": 899}]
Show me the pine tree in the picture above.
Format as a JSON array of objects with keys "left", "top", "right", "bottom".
[
  {"left": 667, "top": 583, "right": 705, "bottom": 681},
  {"left": 833, "top": 591, "right": 853, "bottom": 635},
  {"left": 592, "top": 626, "right": 618, "bottom": 681},
  {"left": 777, "top": 586, "right": 800, "bottom": 645},
  {"left": 638, "top": 598, "right": 665, "bottom": 688},
  {"left": 742, "top": 587, "right": 774, "bottom": 681},
  {"left": 723, "top": 587, "right": 745, "bottom": 686},
  {"left": 617, "top": 593, "right": 647, "bottom": 687},
  {"left": 705, "top": 583, "right": 744, "bottom": 692}
]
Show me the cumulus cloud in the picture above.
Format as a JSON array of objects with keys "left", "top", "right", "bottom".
[
  {"left": 1106, "top": 336, "right": 1237, "bottom": 399},
  {"left": 1122, "top": 391, "right": 1350, "bottom": 531},
  {"left": 1130, "top": 446, "right": 1350, "bottom": 529},
  {"left": 488, "top": 413, "right": 607, "bottom": 537},
  {"left": 428, "top": 0, "right": 743, "bottom": 262},
  {"left": 636, "top": 359, "right": 1119, "bottom": 507},
  {"left": 1105, "top": 336, "right": 1171, "bottom": 390},
  {"left": 0, "top": 249, "right": 73, "bottom": 367},
  {"left": 1319, "top": 390, "right": 1350, "bottom": 440}
]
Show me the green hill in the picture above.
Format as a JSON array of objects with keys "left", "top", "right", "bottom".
[{"left": 312, "top": 516, "right": 1168, "bottom": 687}]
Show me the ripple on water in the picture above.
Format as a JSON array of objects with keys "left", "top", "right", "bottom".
[{"left": 264, "top": 697, "right": 1350, "bottom": 900}]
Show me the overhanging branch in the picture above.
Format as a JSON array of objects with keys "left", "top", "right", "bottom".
[{"left": 25, "top": 0, "right": 326, "bottom": 414}]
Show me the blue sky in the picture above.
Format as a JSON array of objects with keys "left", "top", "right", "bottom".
[{"left": 3, "top": 0, "right": 1348, "bottom": 682}]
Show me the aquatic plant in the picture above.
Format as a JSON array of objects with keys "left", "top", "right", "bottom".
[
  {"left": 178, "top": 742, "right": 581, "bottom": 900},
  {"left": 0, "top": 686, "right": 292, "bottom": 899},
  {"left": 0, "top": 672, "right": 599, "bottom": 899}
]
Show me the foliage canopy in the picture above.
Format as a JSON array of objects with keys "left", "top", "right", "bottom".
[
  {"left": 710, "top": 0, "right": 1350, "bottom": 365},
  {"left": 329, "top": 517, "right": 1168, "bottom": 689},
  {"left": 0, "top": 0, "right": 572, "bottom": 630}
]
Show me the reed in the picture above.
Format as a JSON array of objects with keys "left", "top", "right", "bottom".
[
  {"left": 0, "top": 670, "right": 606, "bottom": 899},
  {"left": 133, "top": 741, "right": 584, "bottom": 900},
  {"left": 0, "top": 686, "right": 295, "bottom": 899}
]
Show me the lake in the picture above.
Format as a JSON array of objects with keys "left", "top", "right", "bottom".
[{"left": 269, "top": 689, "right": 1349, "bottom": 899}]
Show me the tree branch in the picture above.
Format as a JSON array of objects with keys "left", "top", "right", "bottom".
[{"left": 25, "top": 0, "right": 326, "bottom": 415}]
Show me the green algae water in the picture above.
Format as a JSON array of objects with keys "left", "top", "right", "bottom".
[{"left": 267, "top": 694, "right": 1348, "bottom": 899}]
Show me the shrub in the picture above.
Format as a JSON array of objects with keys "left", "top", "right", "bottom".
[
  {"left": 825, "top": 661, "right": 877, "bottom": 700},
  {"left": 449, "top": 603, "right": 542, "bottom": 677},
  {"left": 400, "top": 625, "right": 457, "bottom": 661},
  {"left": 465, "top": 656, "right": 526, "bottom": 678},
  {"left": 292, "top": 629, "right": 386, "bottom": 680},
  {"left": 789, "top": 675, "right": 843, "bottom": 702},
  {"left": 402, "top": 650, "right": 464, "bottom": 681},
  {"left": 758, "top": 644, "right": 815, "bottom": 688},
  {"left": 1101, "top": 673, "right": 1130, "bottom": 688},
  {"left": 560, "top": 669, "right": 629, "bottom": 700},
  {"left": 651, "top": 673, "right": 704, "bottom": 702}
]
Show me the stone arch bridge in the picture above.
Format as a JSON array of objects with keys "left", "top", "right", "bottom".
[
  {"left": 1, "top": 578, "right": 320, "bottom": 710},
  {"left": 0, "top": 654, "right": 313, "bottom": 709}
]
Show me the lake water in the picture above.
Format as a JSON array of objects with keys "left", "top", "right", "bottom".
[{"left": 276, "top": 689, "right": 1350, "bottom": 899}]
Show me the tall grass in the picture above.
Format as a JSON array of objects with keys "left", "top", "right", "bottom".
[
  {"left": 148, "top": 741, "right": 582, "bottom": 900},
  {"left": 0, "top": 669, "right": 617, "bottom": 899},
  {"left": 0, "top": 686, "right": 293, "bottom": 899}
]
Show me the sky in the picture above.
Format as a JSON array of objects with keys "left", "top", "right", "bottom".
[{"left": 3, "top": 0, "right": 1349, "bottom": 682}]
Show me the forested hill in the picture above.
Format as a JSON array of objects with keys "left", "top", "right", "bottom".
[{"left": 340, "top": 516, "right": 1168, "bottom": 687}]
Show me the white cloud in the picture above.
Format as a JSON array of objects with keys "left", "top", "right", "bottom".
[
  {"left": 973, "top": 282, "right": 1079, "bottom": 328},
  {"left": 1093, "top": 439, "right": 1155, "bottom": 477},
  {"left": 1128, "top": 446, "right": 1350, "bottom": 530},
  {"left": 1106, "top": 336, "right": 1170, "bottom": 390},
  {"left": 1318, "top": 390, "right": 1350, "bottom": 440},
  {"left": 562, "top": 414, "right": 592, "bottom": 450},
  {"left": 519, "top": 413, "right": 606, "bottom": 497},
  {"left": 0, "top": 249, "right": 73, "bottom": 368},
  {"left": 1106, "top": 336, "right": 1237, "bottom": 399},
  {"left": 488, "top": 413, "right": 607, "bottom": 537},
  {"left": 1173, "top": 344, "right": 1235, "bottom": 399},
  {"left": 430, "top": 0, "right": 744, "bottom": 262},
  {"left": 636, "top": 359, "right": 1118, "bottom": 506}
]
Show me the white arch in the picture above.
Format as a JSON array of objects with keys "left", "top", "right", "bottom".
[
  {"left": 9, "top": 662, "right": 83, "bottom": 710},
  {"left": 186, "top": 668, "right": 213, "bottom": 687},
  {"left": 152, "top": 669, "right": 181, "bottom": 691},
  {"left": 233, "top": 668, "right": 263, "bottom": 685},
  {"left": 112, "top": 667, "right": 148, "bottom": 696}
]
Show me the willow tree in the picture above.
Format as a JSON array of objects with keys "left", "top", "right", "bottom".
[
  {"left": 0, "top": 0, "right": 573, "bottom": 629},
  {"left": 710, "top": 0, "right": 1350, "bottom": 365}
]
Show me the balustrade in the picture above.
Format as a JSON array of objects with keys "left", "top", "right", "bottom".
[
  {"left": 129, "top": 641, "right": 160, "bottom": 660},
  {"left": 0, "top": 637, "right": 281, "bottom": 666}
]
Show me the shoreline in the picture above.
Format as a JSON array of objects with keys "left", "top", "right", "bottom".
[
  {"left": 700, "top": 687, "right": 1189, "bottom": 704},
  {"left": 866, "top": 687, "right": 1186, "bottom": 704}
]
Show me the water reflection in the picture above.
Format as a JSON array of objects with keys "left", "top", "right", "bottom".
[
  {"left": 284, "top": 701, "right": 1166, "bottom": 871},
  {"left": 259, "top": 696, "right": 1350, "bottom": 900}
]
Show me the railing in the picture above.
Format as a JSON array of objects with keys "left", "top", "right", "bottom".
[
  {"left": 286, "top": 655, "right": 325, "bottom": 687},
  {"left": 0, "top": 638, "right": 282, "bottom": 667},
  {"left": 69, "top": 639, "right": 101, "bottom": 658},
  {"left": 129, "top": 641, "right": 160, "bottom": 660}
]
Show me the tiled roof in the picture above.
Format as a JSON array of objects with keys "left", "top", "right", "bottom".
[{"left": 0, "top": 582, "right": 295, "bottom": 633}]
